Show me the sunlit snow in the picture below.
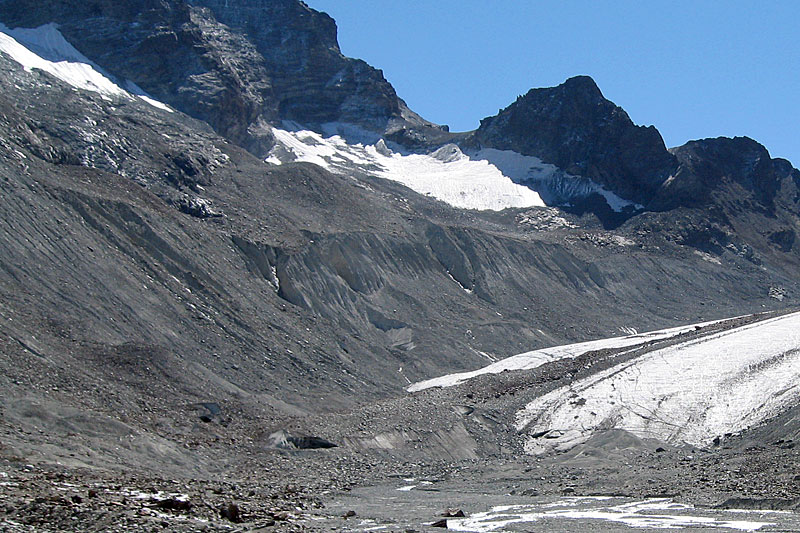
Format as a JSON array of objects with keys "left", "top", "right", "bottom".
[
  {"left": 516, "top": 311, "right": 800, "bottom": 453},
  {"left": 470, "top": 148, "right": 641, "bottom": 212},
  {"left": 0, "top": 22, "right": 171, "bottom": 111},
  {"left": 269, "top": 127, "right": 545, "bottom": 211},
  {"left": 267, "top": 125, "right": 643, "bottom": 213}
]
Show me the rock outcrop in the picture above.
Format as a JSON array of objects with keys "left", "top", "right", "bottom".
[
  {"left": 0, "top": 0, "right": 277, "bottom": 153},
  {"left": 664, "top": 136, "right": 800, "bottom": 210},
  {"left": 189, "top": 0, "right": 401, "bottom": 129}
]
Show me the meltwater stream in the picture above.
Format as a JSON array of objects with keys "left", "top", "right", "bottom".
[{"left": 446, "top": 497, "right": 782, "bottom": 532}]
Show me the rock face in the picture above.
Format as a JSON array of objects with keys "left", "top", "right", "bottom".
[
  {"left": 472, "top": 76, "right": 680, "bottom": 205},
  {"left": 188, "top": 0, "right": 401, "bottom": 129},
  {"left": 470, "top": 76, "right": 800, "bottom": 227},
  {"left": 0, "top": 0, "right": 444, "bottom": 156},
  {"left": 665, "top": 136, "right": 800, "bottom": 210},
  {"left": 0, "top": 0, "right": 277, "bottom": 153}
]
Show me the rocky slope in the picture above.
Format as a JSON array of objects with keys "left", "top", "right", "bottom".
[{"left": 0, "top": 13, "right": 795, "bottom": 459}]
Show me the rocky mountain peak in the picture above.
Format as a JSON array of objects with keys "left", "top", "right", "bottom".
[
  {"left": 179, "top": 0, "right": 431, "bottom": 134},
  {"left": 188, "top": 0, "right": 341, "bottom": 57},
  {"left": 473, "top": 75, "right": 679, "bottom": 206},
  {"left": 0, "top": 0, "right": 189, "bottom": 27}
]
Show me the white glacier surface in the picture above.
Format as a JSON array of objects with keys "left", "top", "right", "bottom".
[
  {"left": 515, "top": 311, "right": 800, "bottom": 453},
  {"left": 470, "top": 148, "right": 642, "bottom": 212},
  {"left": 268, "top": 127, "right": 545, "bottom": 211},
  {"left": 267, "top": 125, "right": 645, "bottom": 213}
]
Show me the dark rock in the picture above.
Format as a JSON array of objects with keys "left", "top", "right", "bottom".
[
  {"left": 190, "top": 0, "right": 401, "bottom": 129},
  {"left": 154, "top": 497, "right": 192, "bottom": 512},
  {"left": 431, "top": 518, "right": 448, "bottom": 528},
  {"left": 769, "top": 229, "right": 796, "bottom": 252},
  {"left": 267, "top": 430, "right": 337, "bottom": 450},
  {"left": 220, "top": 502, "right": 241, "bottom": 522},
  {"left": 716, "top": 498, "right": 800, "bottom": 511},
  {"left": 342, "top": 510, "right": 356, "bottom": 518},
  {"left": 473, "top": 75, "right": 679, "bottom": 206},
  {"left": 663, "top": 136, "right": 798, "bottom": 210}
]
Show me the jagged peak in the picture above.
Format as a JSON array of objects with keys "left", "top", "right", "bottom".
[{"left": 475, "top": 76, "right": 677, "bottom": 207}]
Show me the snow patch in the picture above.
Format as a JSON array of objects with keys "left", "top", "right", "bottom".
[
  {"left": 446, "top": 270, "right": 473, "bottom": 294},
  {"left": 0, "top": 23, "right": 170, "bottom": 111},
  {"left": 123, "top": 80, "right": 173, "bottom": 112},
  {"left": 267, "top": 125, "right": 644, "bottom": 213},
  {"left": 267, "top": 127, "right": 545, "bottom": 211},
  {"left": 695, "top": 249, "right": 722, "bottom": 265},
  {"left": 470, "top": 148, "right": 642, "bottom": 213}
]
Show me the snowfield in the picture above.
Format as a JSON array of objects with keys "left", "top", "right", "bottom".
[
  {"left": 516, "top": 311, "right": 800, "bottom": 454},
  {"left": 267, "top": 126, "right": 643, "bottom": 213},
  {"left": 0, "top": 22, "right": 171, "bottom": 111},
  {"left": 269, "top": 127, "right": 545, "bottom": 211},
  {"left": 447, "top": 497, "right": 776, "bottom": 532}
]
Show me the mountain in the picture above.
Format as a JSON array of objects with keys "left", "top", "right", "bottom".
[
  {"left": 471, "top": 76, "right": 680, "bottom": 207},
  {"left": 0, "top": 0, "right": 445, "bottom": 157},
  {"left": 1, "top": 1, "right": 800, "bottom": 530},
  {"left": 470, "top": 76, "right": 800, "bottom": 228}
]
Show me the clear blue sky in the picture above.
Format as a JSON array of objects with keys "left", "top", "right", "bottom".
[{"left": 305, "top": 1, "right": 799, "bottom": 166}]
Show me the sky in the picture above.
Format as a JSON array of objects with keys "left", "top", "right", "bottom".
[{"left": 305, "top": 1, "right": 799, "bottom": 166}]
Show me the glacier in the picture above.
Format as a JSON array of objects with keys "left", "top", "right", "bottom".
[
  {"left": 408, "top": 318, "right": 730, "bottom": 392},
  {"left": 516, "top": 311, "right": 800, "bottom": 453}
]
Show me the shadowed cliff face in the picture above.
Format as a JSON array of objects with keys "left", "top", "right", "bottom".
[
  {"left": 473, "top": 76, "right": 680, "bottom": 206},
  {"left": 666, "top": 136, "right": 800, "bottom": 210},
  {"left": 189, "top": 0, "right": 404, "bottom": 128}
]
